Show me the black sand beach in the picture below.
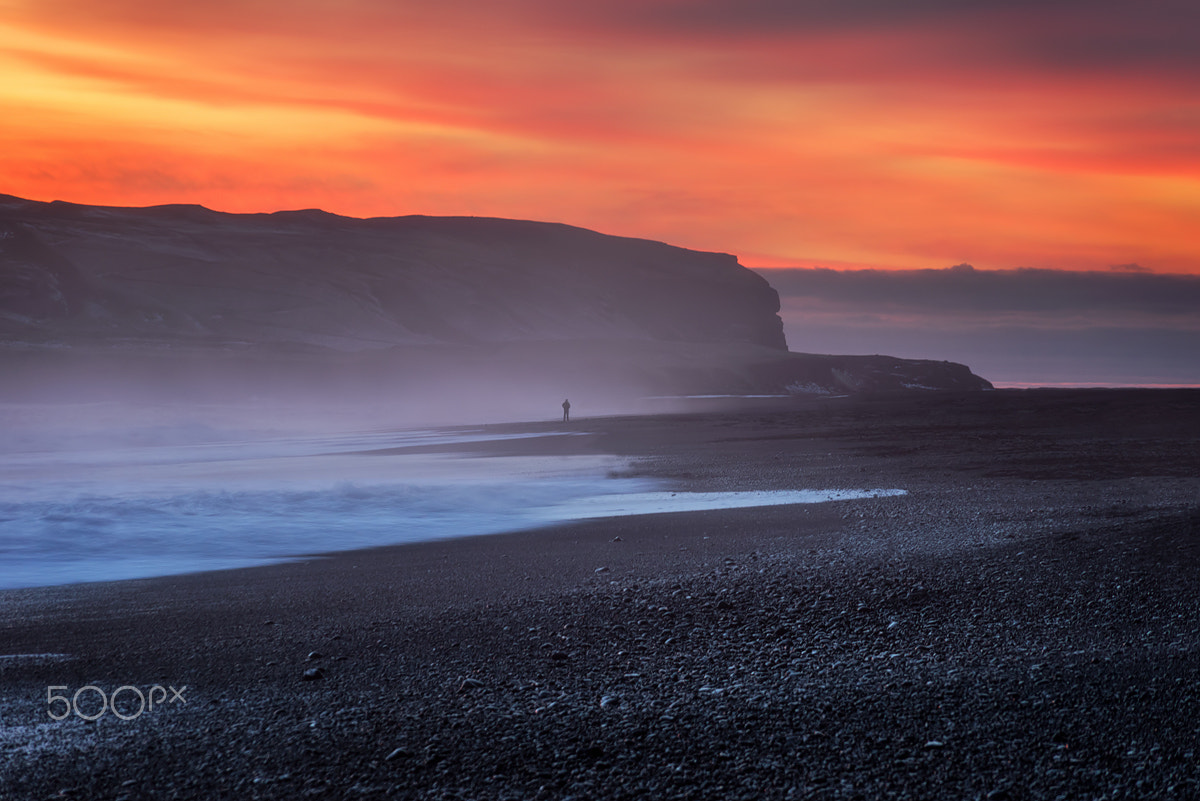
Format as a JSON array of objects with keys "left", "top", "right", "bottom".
[{"left": 2, "top": 389, "right": 1199, "bottom": 800}]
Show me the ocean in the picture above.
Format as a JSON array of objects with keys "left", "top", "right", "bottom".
[
  {"left": 0, "top": 422, "right": 654, "bottom": 590},
  {"left": 0, "top": 407, "right": 906, "bottom": 590}
]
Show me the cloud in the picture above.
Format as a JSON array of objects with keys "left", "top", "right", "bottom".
[
  {"left": 758, "top": 266, "right": 1200, "bottom": 321},
  {"left": 5, "top": 1, "right": 1200, "bottom": 273},
  {"left": 594, "top": 0, "right": 1200, "bottom": 73}
]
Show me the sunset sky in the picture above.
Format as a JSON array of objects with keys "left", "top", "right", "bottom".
[
  {"left": 3, "top": 1, "right": 1198, "bottom": 383},
  {"left": 4, "top": 0, "right": 1199, "bottom": 274}
]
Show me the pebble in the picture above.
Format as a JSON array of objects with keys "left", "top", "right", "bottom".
[
  {"left": 300, "top": 667, "right": 324, "bottom": 681},
  {"left": 9, "top": 395, "right": 1197, "bottom": 801}
]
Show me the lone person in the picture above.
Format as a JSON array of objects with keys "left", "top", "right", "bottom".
[{"left": 562, "top": 398, "right": 571, "bottom": 422}]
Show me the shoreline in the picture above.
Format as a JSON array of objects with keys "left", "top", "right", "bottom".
[{"left": 2, "top": 388, "right": 1199, "bottom": 799}]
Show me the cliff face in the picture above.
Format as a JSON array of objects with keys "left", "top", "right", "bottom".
[{"left": 0, "top": 195, "right": 786, "bottom": 351}]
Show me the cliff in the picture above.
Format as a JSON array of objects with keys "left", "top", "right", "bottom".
[
  {"left": 0, "top": 194, "right": 989, "bottom": 411},
  {"left": 0, "top": 195, "right": 785, "bottom": 351}
]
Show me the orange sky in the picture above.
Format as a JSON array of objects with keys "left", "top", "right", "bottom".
[{"left": 3, "top": 0, "right": 1199, "bottom": 273}]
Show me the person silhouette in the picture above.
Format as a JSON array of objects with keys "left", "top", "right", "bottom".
[{"left": 562, "top": 398, "right": 571, "bottom": 422}]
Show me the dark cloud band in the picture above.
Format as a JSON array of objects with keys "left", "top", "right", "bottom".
[{"left": 757, "top": 266, "right": 1200, "bottom": 317}]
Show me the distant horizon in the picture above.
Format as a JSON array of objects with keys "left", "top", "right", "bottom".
[{"left": 988, "top": 383, "right": 1195, "bottom": 390}]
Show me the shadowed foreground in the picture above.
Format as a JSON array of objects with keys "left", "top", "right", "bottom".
[{"left": 1, "top": 389, "right": 1198, "bottom": 800}]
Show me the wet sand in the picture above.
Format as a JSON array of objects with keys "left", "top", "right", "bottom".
[{"left": 1, "top": 389, "right": 1199, "bottom": 800}]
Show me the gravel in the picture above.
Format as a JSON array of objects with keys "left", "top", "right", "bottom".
[{"left": 1, "top": 389, "right": 1197, "bottom": 800}]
